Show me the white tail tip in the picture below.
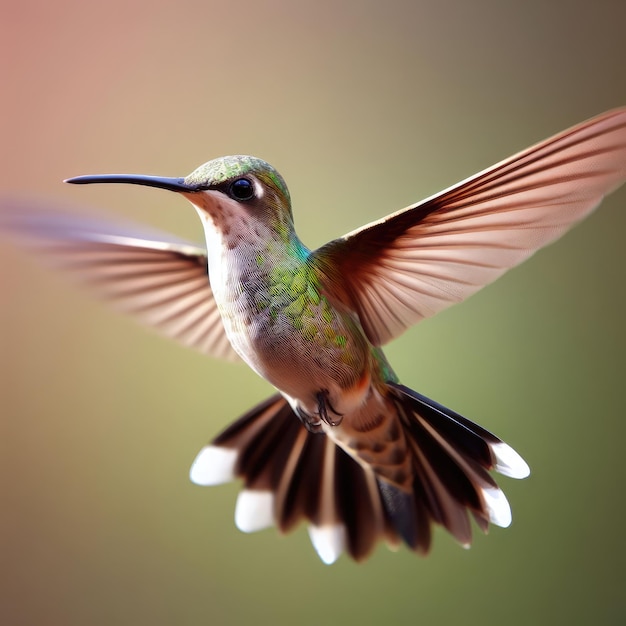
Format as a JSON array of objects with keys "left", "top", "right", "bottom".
[
  {"left": 491, "top": 442, "right": 531, "bottom": 479},
  {"left": 189, "top": 445, "right": 238, "bottom": 486},
  {"left": 481, "top": 486, "right": 512, "bottom": 528},
  {"left": 308, "top": 524, "right": 346, "bottom": 565},
  {"left": 235, "top": 490, "right": 275, "bottom": 533}
]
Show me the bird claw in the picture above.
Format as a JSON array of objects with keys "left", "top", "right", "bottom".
[
  {"left": 295, "top": 407, "right": 323, "bottom": 433},
  {"left": 316, "top": 389, "right": 344, "bottom": 427},
  {"left": 295, "top": 389, "right": 344, "bottom": 431}
]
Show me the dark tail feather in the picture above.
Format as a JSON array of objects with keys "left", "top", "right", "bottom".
[
  {"left": 387, "top": 383, "right": 529, "bottom": 547},
  {"left": 190, "top": 394, "right": 392, "bottom": 562},
  {"left": 190, "top": 389, "right": 529, "bottom": 563}
]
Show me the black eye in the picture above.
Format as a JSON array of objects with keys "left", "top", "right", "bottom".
[{"left": 229, "top": 178, "right": 255, "bottom": 201}]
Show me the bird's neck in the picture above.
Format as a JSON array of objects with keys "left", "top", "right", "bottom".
[
  {"left": 197, "top": 210, "right": 321, "bottom": 374},
  {"left": 197, "top": 208, "right": 310, "bottom": 303}
]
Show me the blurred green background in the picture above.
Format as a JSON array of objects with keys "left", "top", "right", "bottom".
[{"left": 2, "top": 1, "right": 625, "bottom": 624}]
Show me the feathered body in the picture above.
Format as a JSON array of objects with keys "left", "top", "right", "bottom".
[
  {"left": 187, "top": 162, "right": 416, "bottom": 501},
  {"left": 190, "top": 174, "right": 370, "bottom": 417},
  {"left": 3, "top": 109, "right": 626, "bottom": 563}
]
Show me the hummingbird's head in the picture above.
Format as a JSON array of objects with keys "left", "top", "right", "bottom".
[
  {"left": 65, "top": 155, "right": 294, "bottom": 241},
  {"left": 181, "top": 155, "right": 294, "bottom": 229},
  {"left": 184, "top": 155, "right": 290, "bottom": 208}
]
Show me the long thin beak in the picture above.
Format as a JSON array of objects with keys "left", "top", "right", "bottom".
[{"left": 64, "top": 174, "right": 199, "bottom": 193}]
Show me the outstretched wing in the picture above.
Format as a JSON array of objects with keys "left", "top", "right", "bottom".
[
  {"left": 313, "top": 108, "right": 626, "bottom": 346},
  {"left": 1, "top": 202, "right": 239, "bottom": 361}
]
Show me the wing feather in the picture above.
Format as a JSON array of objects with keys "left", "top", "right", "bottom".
[
  {"left": 314, "top": 108, "right": 626, "bottom": 345},
  {"left": 1, "top": 203, "right": 239, "bottom": 361}
]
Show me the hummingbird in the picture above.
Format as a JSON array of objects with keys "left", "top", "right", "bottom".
[{"left": 4, "top": 108, "right": 626, "bottom": 564}]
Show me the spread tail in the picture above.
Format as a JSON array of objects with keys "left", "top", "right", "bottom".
[{"left": 190, "top": 386, "right": 529, "bottom": 563}]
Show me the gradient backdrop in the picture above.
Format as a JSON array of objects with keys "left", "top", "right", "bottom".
[{"left": 2, "top": 1, "right": 626, "bottom": 625}]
